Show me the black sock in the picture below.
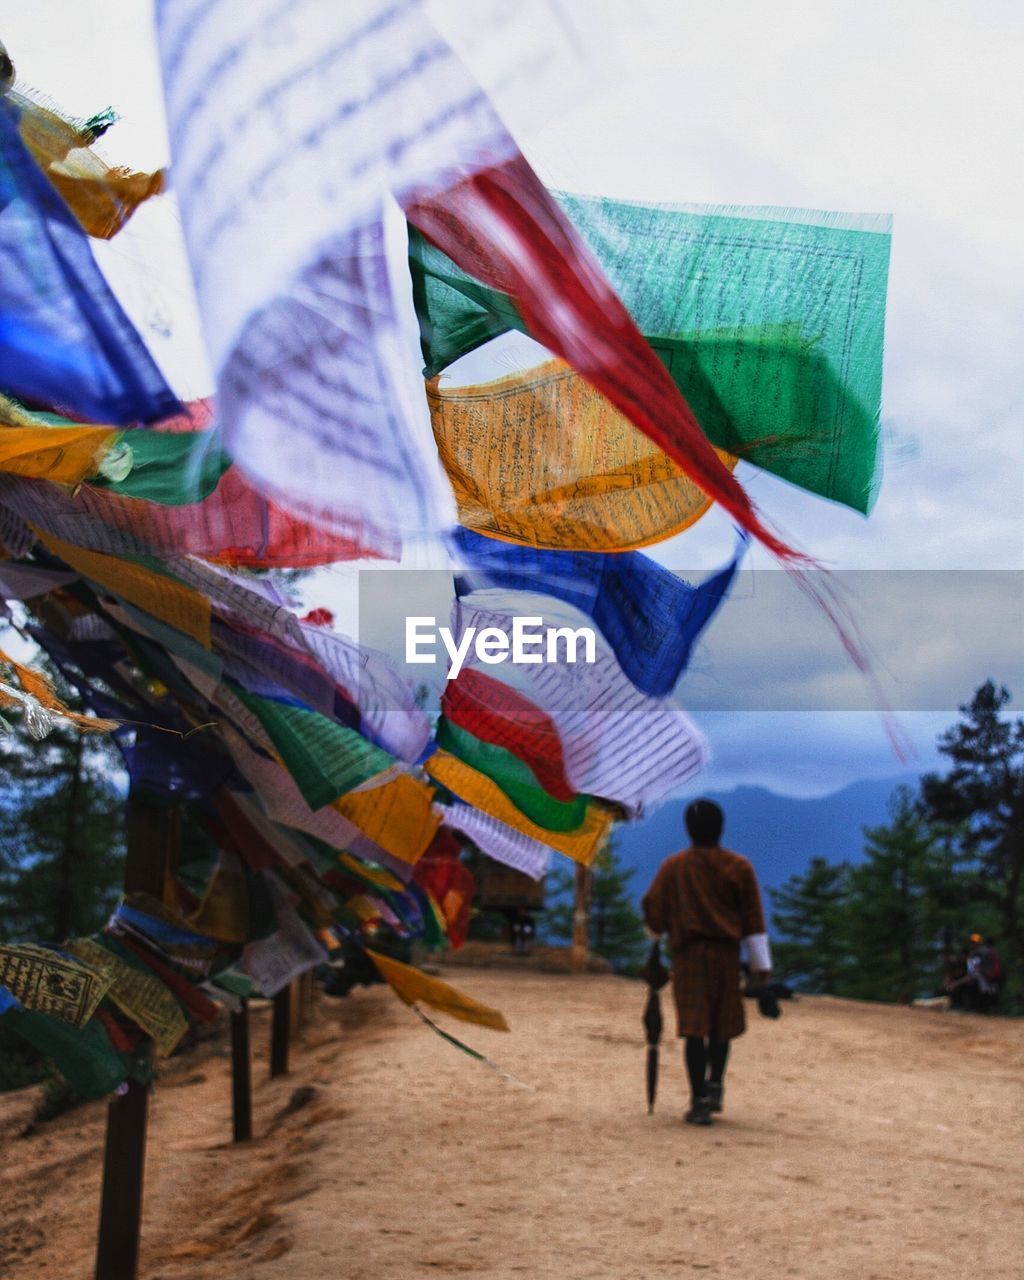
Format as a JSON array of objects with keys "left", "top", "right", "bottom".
[
  {"left": 684, "top": 1037, "right": 707, "bottom": 1104},
  {"left": 708, "top": 1040, "right": 729, "bottom": 1086}
]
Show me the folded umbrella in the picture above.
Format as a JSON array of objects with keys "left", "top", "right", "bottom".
[{"left": 639, "top": 940, "right": 670, "bottom": 1114}]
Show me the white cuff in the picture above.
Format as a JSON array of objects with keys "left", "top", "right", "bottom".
[{"left": 743, "top": 933, "right": 772, "bottom": 972}]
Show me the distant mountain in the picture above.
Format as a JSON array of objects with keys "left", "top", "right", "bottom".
[{"left": 615, "top": 775, "right": 921, "bottom": 922}]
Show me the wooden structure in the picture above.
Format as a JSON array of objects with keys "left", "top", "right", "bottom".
[
  {"left": 93, "top": 796, "right": 314, "bottom": 1277},
  {"left": 474, "top": 863, "right": 546, "bottom": 912},
  {"left": 94, "top": 795, "right": 179, "bottom": 1280}
]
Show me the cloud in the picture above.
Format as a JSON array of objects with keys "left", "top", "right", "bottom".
[{"left": 679, "top": 569, "right": 1024, "bottom": 712}]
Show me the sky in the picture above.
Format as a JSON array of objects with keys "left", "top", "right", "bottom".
[{"left": 2, "top": 1, "right": 1021, "bottom": 797}]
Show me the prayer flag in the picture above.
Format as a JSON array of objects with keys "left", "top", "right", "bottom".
[
  {"left": 366, "top": 948, "right": 509, "bottom": 1032},
  {"left": 157, "top": 0, "right": 792, "bottom": 557},
  {"left": 333, "top": 771, "right": 440, "bottom": 867},
  {"left": 0, "top": 100, "right": 179, "bottom": 424},
  {"left": 426, "top": 748, "right": 612, "bottom": 867},
  {"left": 411, "top": 195, "right": 891, "bottom": 514},
  {"left": 33, "top": 528, "right": 213, "bottom": 647},
  {"left": 453, "top": 593, "right": 708, "bottom": 814},
  {"left": 426, "top": 360, "right": 736, "bottom": 550},
  {"left": 0, "top": 1006, "right": 132, "bottom": 1098},
  {"left": 68, "top": 937, "right": 188, "bottom": 1055},
  {"left": 232, "top": 688, "right": 396, "bottom": 811},
  {"left": 0, "top": 395, "right": 120, "bottom": 486},
  {"left": 451, "top": 526, "right": 746, "bottom": 696},
  {"left": 0, "top": 943, "right": 109, "bottom": 1027},
  {"left": 436, "top": 717, "right": 590, "bottom": 832},
  {"left": 441, "top": 667, "right": 575, "bottom": 803},
  {"left": 439, "top": 802, "right": 552, "bottom": 881}
]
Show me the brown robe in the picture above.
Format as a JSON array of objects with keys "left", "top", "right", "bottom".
[{"left": 642, "top": 846, "right": 767, "bottom": 1040}]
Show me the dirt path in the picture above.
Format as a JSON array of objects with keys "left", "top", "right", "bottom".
[{"left": 2, "top": 968, "right": 1022, "bottom": 1279}]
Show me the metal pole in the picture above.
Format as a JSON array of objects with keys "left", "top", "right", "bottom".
[
  {"left": 95, "top": 797, "right": 179, "bottom": 1280},
  {"left": 230, "top": 1000, "right": 253, "bottom": 1142},
  {"left": 270, "top": 984, "right": 291, "bottom": 1078}
]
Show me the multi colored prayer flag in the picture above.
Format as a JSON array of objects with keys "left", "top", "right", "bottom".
[
  {"left": 452, "top": 593, "right": 707, "bottom": 815},
  {"left": 426, "top": 360, "right": 736, "bottom": 550},
  {"left": 411, "top": 195, "right": 891, "bottom": 514},
  {"left": 426, "top": 748, "right": 613, "bottom": 867},
  {"left": 441, "top": 667, "right": 576, "bottom": 803},
  {"left": 0, "top": 99, "right": 179, "bottom": 424},
  {"left": 436, "top": 717, "right": 590, "bottom": 832}
]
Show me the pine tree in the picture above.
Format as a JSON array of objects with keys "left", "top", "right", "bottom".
[
  {"left": 0, "top": 719, "right": 126, "bottom": 944},
  {"left": 920, "top": 681, "right": 1024, "bottom": 984},
  {"left": 840, "top": 787, "right": 944, "bottom": 1003},
  {"left": 769, "top": 857, "right": 851, "bottom": 993}
]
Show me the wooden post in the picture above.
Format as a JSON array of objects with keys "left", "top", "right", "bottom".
[
  {"left": 301, "top": 970, "right": 315, "bottom": 1026},
  {"left": 95, "top": 796, "right": 179, "bottom": 1280},
  {"left": 230, "top": 1000, "right": 253, "bottom": 1142},
  {"left": 288, "top": 976, "right": 302, "bottom": 1040},
  {"left": 571, "top": 863, "right": 592, "bottom": 972},
  {"left": 94, "top": 1079, "right": 150, "bottom": 1280},
  {"left": 270, "top": 984, "right": 291, "bottom": 1078}
]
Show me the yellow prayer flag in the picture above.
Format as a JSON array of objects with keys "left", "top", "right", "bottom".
[
  {"left": 15, "top": 89, "right": 165, "bottom": 239},
  {"left": 425, "top": 749, "right": 612, "bottom": 867},
  {"left": 0, "top": 418, "right": 119, "bottom": 485},
  {"left": 33, "top": 529, "right": 212, "bottom": 648},
  {"left": 69, "top": 937, "right": 188, "bottom": 1055},
  {"left": 0, "top": 943, "right": 110, "bottom": 1027},
  {"left": 366, "top": 948, "right": 509, "bottom": 1032},
  {"left": 427, "top": 360, "right": 737, "bottom": 551},
  {"left": 334, "top": 771, "right": 440, "bottom": 866}
]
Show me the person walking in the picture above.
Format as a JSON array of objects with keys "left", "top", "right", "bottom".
[{"left": 642, "top": 798, "right": 772, "bottom": 1126}]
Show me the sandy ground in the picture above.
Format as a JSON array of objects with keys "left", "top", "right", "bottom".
[{"left": 1, "top": 967, "right": 1022, "bottom": 1280}]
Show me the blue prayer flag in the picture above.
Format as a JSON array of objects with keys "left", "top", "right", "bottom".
[
  {"left": 0, "top": 101, "right": 179, "bottom": 424},
  {"left": 450, "top": 527, "right": 746, "bottom": 698}
]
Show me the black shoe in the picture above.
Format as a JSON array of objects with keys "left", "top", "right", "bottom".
[
  {"left": 684, "top": 1099, "right": 713, "bottom": 1126},
  {"left": 704, "top": 1082, "right": 724, "bottom": 1113}
]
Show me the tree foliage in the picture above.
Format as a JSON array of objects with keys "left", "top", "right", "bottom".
[
  {"left": 920, "top": 681, "right": 1024, "bottom": 968},
  {"left": 770, "top": 685, "right": 1022, "bottom": 1013},
  {"left": 0, "top": 706, "right": 125, "bottom": 945},
  {"left": 545, "top": 839, "right": 647, "bottom": 973},
  {"left": 770, "top": 856, "right": 850, "bottom": 994}
]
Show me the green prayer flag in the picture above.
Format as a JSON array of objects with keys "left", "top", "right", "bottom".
[
  {"left": 410, "top": 196, "right": 891, "bottom": 514},
  {"left": 436, "top": 718, "right": 591, "bottom": 832},
  {"left": 1, "top": 1007, "right": 133, "bottom": 1099},
  {"left": 94, "top": 429, "right": 232, "bottom": 504},
  {"left": 234, "top": 687, "right": 395, "bottom": 811}
]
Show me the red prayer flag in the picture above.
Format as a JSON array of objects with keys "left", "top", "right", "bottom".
[{"left": 441, "top": 669, "right": 576, "bottom": 803}]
